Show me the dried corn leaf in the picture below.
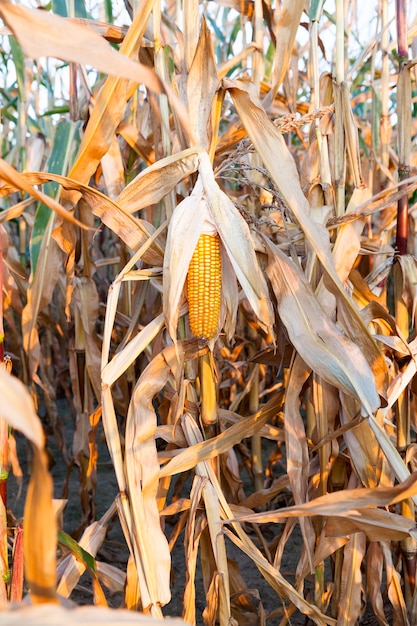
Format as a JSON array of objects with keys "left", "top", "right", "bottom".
[
  {"left": 65, "top": 0, "right": 197, "bottom": 198},
  {"left": 181, "top": 415, "right": 236, "bottom": 622},
  {"left": 160, "top": 391, "right": 283, "bottom": 478},
  {"left": 266, "top": 242, "right": 380, "bottom": 412},
  {"left": 283, "top": 356, "right": 314, "bottom": 569},
  {"left": 183, "top": 476, "right": 207, "bottom": 624},
  {"left": 226, "top": 81, "right": 386, "bottom": 406},
  {"left": 0, "top": 2, "right": 162, "bottom": 93},
  {"left": 381, "top": 542, "right": 408, "bottom": 626},
  {"left": 230, "top": 472, "right": 417, "bottom": 527},
  {"left": 267, "top": 0, "right": 305, "bottom": 103},
  {"left": 57, "top": 519, "right": 108, "bottom": 598},
  {"left": 188, "top": 439, "right": 333, "bottom": 625},
  {"left": 24, "top": 447, "right": 57, "bottom": 603},
  {"left": 324, "top": 508, "right": 416, "bottom": 542},
  {"left": 102, "top": 313, "right": 164, "bottom": 388},
  {"left": 340, "top": 394, "right": 383, "bottom": 489},
  {"left": 337, "top": 533, "right": 366, "bottom": 626},
  {"left": 223, "top": 529, "right": 335, "bottom": 626},
  {"left": 365, "top": 542, "right": 389, "bottom": 626},
  {"left": 96, "top": 562, "right": 126, "bottom": 595},
  {"left": 0, "top": 367, "right": 43, "bottom": 449},
  {"left": 125, "top": 349, "right": 178, "bottom": 608},
  {"left": 1, "top": 171, "right": 163, "bottom": 263},
  {"left": 0, "top": 159, "right": 86, "bottom": 229}
]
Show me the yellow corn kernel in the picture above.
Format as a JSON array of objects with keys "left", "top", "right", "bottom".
[{"left": 187, "top": 233, "right": 222, "bottom": 340}]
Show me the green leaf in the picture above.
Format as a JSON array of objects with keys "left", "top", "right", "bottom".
[
  {"left": 30, "top": 120, "right": 80, "bottom": 272},
  {"left": 52, "top": 0, "right": 67, "bottom": 17},
  {"left": 58, "top": 530, "right": 97, "bottom": 574},
  {"left": 9, "top": 36, "right": 25, "bottom": 100},
  {"left": 309, "top": 0, "right": 327, "bottom": 21}
]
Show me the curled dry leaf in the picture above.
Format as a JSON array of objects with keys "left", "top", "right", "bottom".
[
  {"left": 0, "top": 171, "right": 163, "bottom": 264},
  {"left": 124, "top": 345, "right": 186, "bottom": 609},
  {"left": 265, "top": 240, "right": 380, "bottom": 413},
  {"left": 0, "top": 159, "right": 87, "bottom": 230},
  {"left": 160, "top": 391, "right": 283, "bottom": 478},
  {"left": 0, "top": 367, "right": 43, "bottom": 450},
  {"left": 229, "top": 472, "right": 417, "bottom": 529}
]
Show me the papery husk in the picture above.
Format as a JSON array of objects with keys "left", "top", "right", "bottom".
[
  {"left": 186, "top": 18, "right": 219, "bottom": 149},
  {"left": 118, "top": 148, "right": 200, "bottom": 214},
  {"left": 198, "top": 152, "right": 275, "bottom": 338}
]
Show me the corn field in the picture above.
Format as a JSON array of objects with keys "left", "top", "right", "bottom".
[{"left": 1, "top": 0, "right": 417, "bottom": 623}]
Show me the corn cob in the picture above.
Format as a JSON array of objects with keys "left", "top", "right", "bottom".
[{"left": 187, "top": 233, "right": 221, "bottom": 340}]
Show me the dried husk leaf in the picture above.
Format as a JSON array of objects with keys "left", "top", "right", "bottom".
[
  {"left": 163, "top": 187, "right": 207, "bottom": 340},
  {"left": 198, "top": 152, "right": 274, "bottom": 336},
  {"left": 186, "top": 18, "right": 219, "bottom": 149},
  {"left": 118, "top": 148, "right": 200, "bottom": 214}
]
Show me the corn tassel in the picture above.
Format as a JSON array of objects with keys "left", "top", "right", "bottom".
[{"left": 187, "top": 233, "right": 221, "bottom": 340}]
